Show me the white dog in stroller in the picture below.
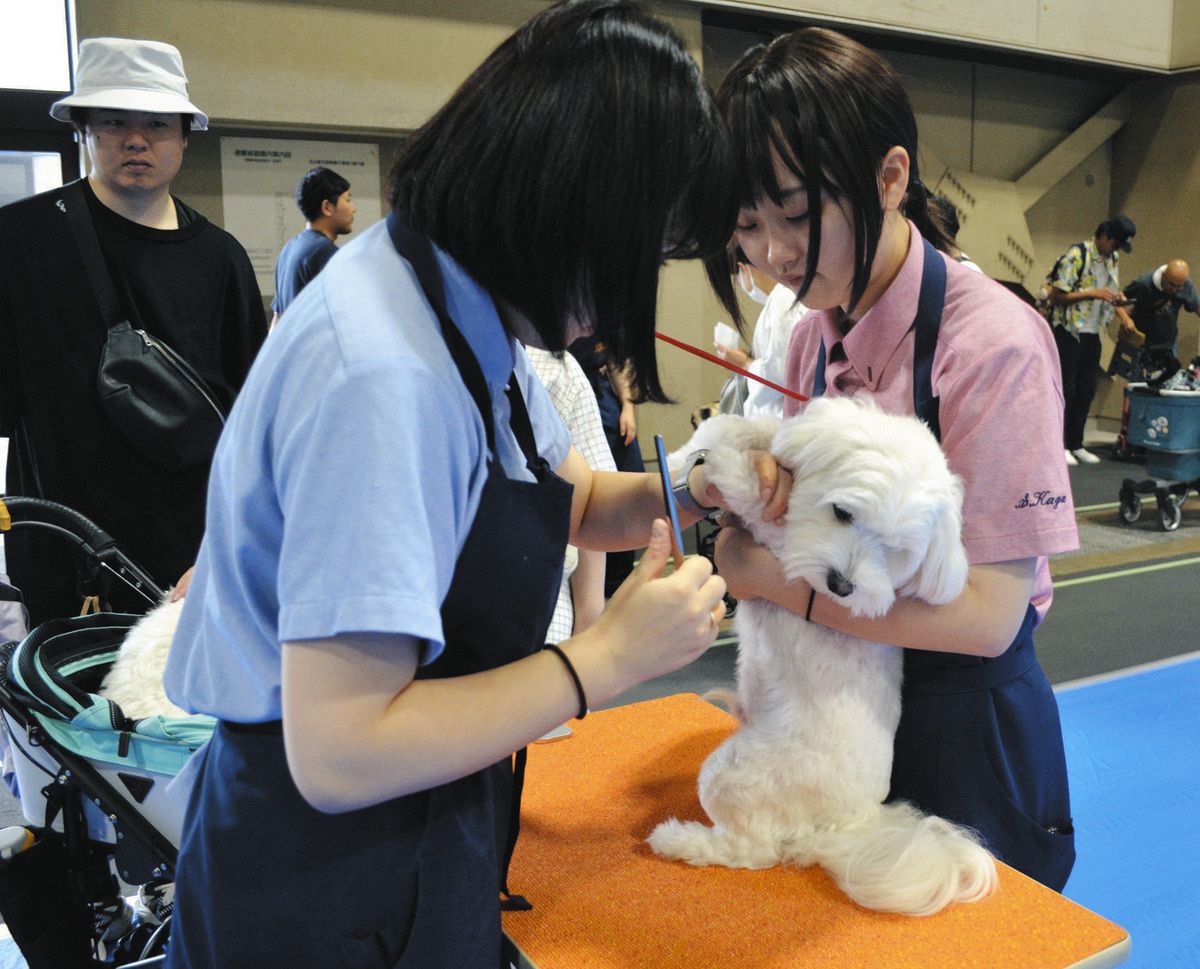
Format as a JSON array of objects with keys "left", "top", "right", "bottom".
[
  {"left": 99, "top": 594, "right": 187, "bottom": 721},
  {"left": 647, "top": 395, "right": 998, "bottom": 916}
]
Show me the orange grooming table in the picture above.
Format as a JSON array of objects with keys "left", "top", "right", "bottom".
[{"left": 502, "top": 694, "right": 1130, "bottom": 969}]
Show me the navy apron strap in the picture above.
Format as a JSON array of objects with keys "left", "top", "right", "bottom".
[
  {"left": 498, "top": 382, "right": 552, "bottom": 911},
  {"left": 494, "top": 382, "right": 547, "bottom": 909},
  {"left": 913, "top": 239, "right": 947, "bottom": 441},
  {"left": 387, "top": 213, "right": 497, "bottom": 454},
  {"left": 505, "top": 378, "right": 550, "bottom": 474},
  {"left": 810, "top": 238, "right": 946, "bottom": 444},
  {"left": 812, "top": 339, "right": 827, "bottom": 397},
  {"left": 499, "top": 746, "right": 531, "bottom": 910},
  {"left": 387, "top": 215, "right": 569, "bottom": 917}
]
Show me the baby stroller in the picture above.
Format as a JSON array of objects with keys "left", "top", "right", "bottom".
[
  {"left": 1110, "top": 345, "right": 1179, "bottom": 461},
  {"left": 0, "top": 496, "right": 213, "bottom": 967},
  {"left": 1116, "top": 383, "right": 1200, "bottom": 531}
]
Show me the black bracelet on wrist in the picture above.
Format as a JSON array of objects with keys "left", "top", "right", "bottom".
[
  {"left": 544, "top": 643, "right": 588, "bottom": 720},
  {"left": 804, "top": 587, "right": 817, "bottom": 623}
]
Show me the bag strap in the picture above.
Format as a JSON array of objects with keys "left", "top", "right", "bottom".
[
  {"left": 1048, "top": 240, "right": 1088, "bottom": 289},
  {"left": 60, "top": 180, "right": 126, "bottom": 331}
]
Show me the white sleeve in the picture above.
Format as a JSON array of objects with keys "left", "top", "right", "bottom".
[{"left": 745, "top": 284, "right": 806, "bottom": 418}]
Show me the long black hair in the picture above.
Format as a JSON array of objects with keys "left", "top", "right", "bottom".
[
  {"left": 389, "top": 0, "right": 736, "bottom": 402},
  {"left": 707, "top": 28, "right": 952, "bottom": 327}
]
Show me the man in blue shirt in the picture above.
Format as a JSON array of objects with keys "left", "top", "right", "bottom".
[{"left": 270, "top": 166, "right": 356, "bottom": 324}]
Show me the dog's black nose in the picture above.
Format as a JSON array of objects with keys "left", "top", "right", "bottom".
[{"left": 826, "top": 570, "right": 854, "bottom": 597}]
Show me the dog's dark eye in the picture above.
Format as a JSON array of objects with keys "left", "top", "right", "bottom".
[{"left": 832, "top": 504, "right": 854, "bottom": 524}]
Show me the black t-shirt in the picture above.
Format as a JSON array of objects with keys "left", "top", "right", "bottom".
[
  {"left": 1123, "top": 270, "right": 1200, "bottom": 349},
  {"left": 0, "top": 179, "right": 267, "bottom": 621}
]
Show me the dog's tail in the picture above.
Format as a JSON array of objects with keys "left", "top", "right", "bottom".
[{"left": 802, "top": 801, "right": 998, "bottom": 916}]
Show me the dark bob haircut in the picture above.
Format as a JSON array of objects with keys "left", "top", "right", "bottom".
[
  {"left": 707, "top": 28, "right": 952, "bottom": 327},
  {"left": 296, "top": 166, "right": 351, "bottom": 222},
  {"left": 388, "top": 0, "right": 736, "bottom": 403}
]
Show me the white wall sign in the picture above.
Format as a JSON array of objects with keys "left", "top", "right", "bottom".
[
  {"left": 0, "top": 0, "right": 72, "bottom": 93},
  {"left": 219, "top": 137, "right": 381, "bottom": 296}
]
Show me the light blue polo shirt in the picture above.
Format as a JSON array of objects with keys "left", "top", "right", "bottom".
[{"left": 163, "top": 220, "right": 570, "bottom": 722}]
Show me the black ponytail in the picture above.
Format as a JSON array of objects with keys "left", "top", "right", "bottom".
[{"left": 904, "top": 176, "right": 956, "bottom": 257}]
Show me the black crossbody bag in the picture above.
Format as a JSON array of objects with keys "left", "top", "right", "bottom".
[{"left": 62, "top": 180, "right": 226, "bottom": 471}]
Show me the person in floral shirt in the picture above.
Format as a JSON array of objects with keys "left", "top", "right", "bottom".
[{"left": 1047, "top": 215, "right": 1138, "bottom": 465}]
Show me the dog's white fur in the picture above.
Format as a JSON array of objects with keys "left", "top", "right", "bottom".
[
  {"left": 98, "top": 594, "right": 187, "bottom": 721},
  {"left": 647, "top": 396, "right": 997, "bottom": 916}
]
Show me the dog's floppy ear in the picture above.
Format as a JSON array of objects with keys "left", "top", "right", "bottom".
[{"left": 902, "top": 489, "right": 970, "bottom": 605}]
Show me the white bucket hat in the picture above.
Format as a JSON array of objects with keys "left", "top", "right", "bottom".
[{"left": 49, "top": 38, "right": 209, "bottom": 130}]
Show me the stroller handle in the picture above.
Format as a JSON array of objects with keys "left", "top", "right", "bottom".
[
  {"left": 0, "top": 496, "right": 167, "bottom": 605},
  {"left": 1, "top": 495, "right": 118, "bottom": 550}
]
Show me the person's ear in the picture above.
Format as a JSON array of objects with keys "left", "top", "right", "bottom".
[
  {"left": 879, "top": 146, "right": 910, "bottom": 214},
  {"left": 321, "top": 198, "right": 335, "bottom": 218}
]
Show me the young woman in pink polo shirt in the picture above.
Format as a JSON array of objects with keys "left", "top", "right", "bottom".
[{"left": 701, "top": 27, "right": 1080, "bottom": 890}]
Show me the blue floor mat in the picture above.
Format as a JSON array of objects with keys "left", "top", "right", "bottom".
[{"left": 1057, "top": 654, "right": 1200, "bottom": 969}]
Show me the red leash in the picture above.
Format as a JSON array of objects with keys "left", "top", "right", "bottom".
[{"left": 654, "top": 331, "right": 809, "bottom": 403}]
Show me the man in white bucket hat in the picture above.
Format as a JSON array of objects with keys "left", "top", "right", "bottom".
[
  {"left": 49, "top": 38, "right": 211, "bottom": 130},
  {"left": 0, "top": 39, "right": 267, "bottom": 635}
]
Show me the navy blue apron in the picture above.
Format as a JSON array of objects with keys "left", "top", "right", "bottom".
[
  {"left": 166, "top": 216, "right": 571, "bottom": 969},
  {"left": 812, "top": 238, "right": 1075, "bottom": 891}
]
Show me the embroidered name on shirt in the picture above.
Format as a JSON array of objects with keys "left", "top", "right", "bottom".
[{"left": 1015, "top": 490, "right": 1068, "bottom": 510}]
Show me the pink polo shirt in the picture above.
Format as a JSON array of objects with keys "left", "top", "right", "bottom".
[{"left": 783, "top": 223, "right": 1079, "bottom": 622}]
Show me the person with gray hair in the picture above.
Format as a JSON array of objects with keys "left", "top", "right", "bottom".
[{"left": 0, "top": 38, "right": 267, "bottom": 626}]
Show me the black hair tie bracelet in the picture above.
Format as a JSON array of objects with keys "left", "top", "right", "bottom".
[{"left": 544, "top": 643, "right": 588, "bottom": 720}]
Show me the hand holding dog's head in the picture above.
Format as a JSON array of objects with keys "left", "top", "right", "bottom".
[
  {"left": 667, "top": 414, "right": 779, "bottom": 480},
  {"left": 668, "top": 414, "right": 787, "bottom": 530}
]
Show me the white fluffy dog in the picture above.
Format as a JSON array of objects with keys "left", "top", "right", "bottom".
[
  {"left": 99, "top": 594, "right": 187, "bottom": 721},
  {"left": 647, "top": 396, "right": 998, "bottom": 916}
]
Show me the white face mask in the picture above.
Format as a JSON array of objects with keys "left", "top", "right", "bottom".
[{"left": 737, "top": 264, "right": 770, "bottom": 304}]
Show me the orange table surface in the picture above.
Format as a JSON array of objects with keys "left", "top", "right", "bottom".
[{"left": 502, "top": 694, "right": 1129, "bottom": 969}]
